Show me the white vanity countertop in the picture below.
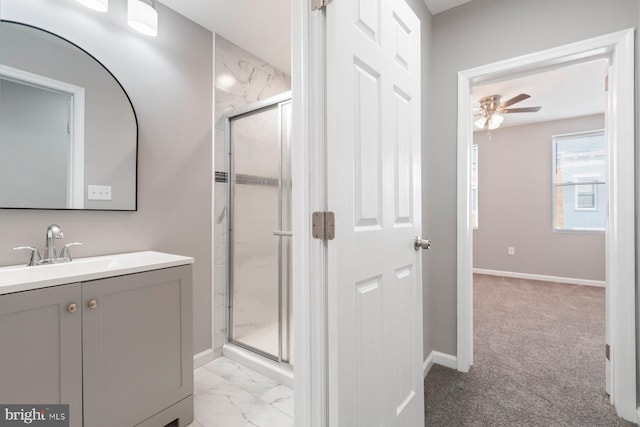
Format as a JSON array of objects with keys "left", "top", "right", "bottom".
[{"left": 0, "top": 251, "right": 194, "bottom": 295}]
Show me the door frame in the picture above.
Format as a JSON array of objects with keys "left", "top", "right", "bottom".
[
  {"left": 456, "top": 29, "right": 636, "bottom": 422},
  {"left": 292, "top": 1, "right": 329, "bottom": 426}
]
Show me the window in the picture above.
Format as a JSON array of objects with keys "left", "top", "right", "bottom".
[
  {"left": 471, "top": 144, "right": 478, "bottom": 229},
  {"left": 553, "top": 130, "right": 606, "bottom": 231}
]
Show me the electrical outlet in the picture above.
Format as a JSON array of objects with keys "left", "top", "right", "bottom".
[
  {"left": 508, "top": 246, "right": 515, "bottom": 256},
  {"left": 88, "top": 185, "right": 112, "bottom": 201}
]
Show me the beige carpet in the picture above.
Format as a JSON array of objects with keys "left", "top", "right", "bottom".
[{"left": 424, "top": 274, "right": 634, "bottom": 426}]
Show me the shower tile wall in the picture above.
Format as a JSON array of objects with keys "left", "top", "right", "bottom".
[{"left": 214, "top": 35, "right": 291, "bottom": 355}]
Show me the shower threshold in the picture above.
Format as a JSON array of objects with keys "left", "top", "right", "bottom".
[{"left": 222, "top": 343, "right": 294, "bottom": 388}]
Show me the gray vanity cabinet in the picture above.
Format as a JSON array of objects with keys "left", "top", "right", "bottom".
[
  {"left": 0, "top": 265, "right": 193, "bottom": 427},
  {"left": 0, "top": 283, "right": 83, "bottom": 427},
  {"left": 82, "top": 265, "right": 193, "bottom": 427}
]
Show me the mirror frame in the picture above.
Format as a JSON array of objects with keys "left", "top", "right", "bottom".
[{"left": 0, "top": 20, "right": 139, "bottom": 211}]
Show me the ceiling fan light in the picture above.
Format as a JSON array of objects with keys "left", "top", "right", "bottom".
[
  {"left": 487, "top": 113, "right": 504, "bottom": 130},
  {"left": 128, "top": 0, "right": 158, "bottom": 37},
  {"left": 474, "top": 116, "right": 487, "bottom": 129},
  {"left": 492, "top": 112, "right": 504, "bottom": 126},
  {"left": 75, "top": 0, "right": 108, "bottom": 12}
]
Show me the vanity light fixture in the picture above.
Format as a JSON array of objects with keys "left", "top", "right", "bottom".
[
  {"left": 128, "top": 0, "right": 158, "bottom": 37},
  {"left": 75, "top": 0, "right": 108, "bottom": 13}
]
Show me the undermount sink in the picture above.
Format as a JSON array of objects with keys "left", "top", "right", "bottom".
[{"left": 0, "top": 251, "right": 194, "bottom": 295}]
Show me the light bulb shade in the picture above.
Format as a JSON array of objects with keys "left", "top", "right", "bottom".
[
  {"left": 487, "top": 113, "right": 504, "bottom": 130},
  {"left": 76, "top": 0, "right": 108, "bottom": 12},
  {"left": 491, "top": 112, "right": 504, "bottom": 126},
  {"left": 474, "top": 116, "right": 487, "bottom": 129},
  {"left": 128, "top": 0, "right": 158, "bottom": 37}
]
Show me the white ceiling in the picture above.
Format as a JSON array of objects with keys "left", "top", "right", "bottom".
[
  {"left": 159, "top": 0, "right": 292, "bottom": 74},
  {"left": 423, "top": 0, "right": 472, "bottom": 15},
  {"left": 158, "top": 0, "right": 605, "bottom": 122},
  {"left": 472, "top": 59, "right": 607, "bottom": 131},
  {"left": 159, "top": 0, "right": 470, "bottom": 73}
]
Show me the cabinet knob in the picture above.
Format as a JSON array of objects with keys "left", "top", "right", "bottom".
[
  {"left": 88, "top": 299, "right": 98, "bottom": 309},
  {"left": 67, "top": 303, "right": 78, "bottom": 313}
]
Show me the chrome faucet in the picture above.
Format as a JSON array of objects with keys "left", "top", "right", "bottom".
[
  {"left": 13, "top": 224, "right": 83, "bottom": 266},
  {"left": 44, "top": 224, "right": 64, "bottom": 263}
]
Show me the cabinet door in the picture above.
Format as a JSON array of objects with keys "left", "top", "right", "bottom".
[
  {"left": 0, "top": 284, "right": 83, "bottom": 427},
  {"left": 82, "top": 266, "right": 193, "bottom": 427}
]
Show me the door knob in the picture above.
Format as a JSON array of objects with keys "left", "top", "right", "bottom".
[
  {"left": 67, "top": 303, "right": 78, "bottom": 313},
  {"left": 88, "top": 299, "right": 98, "bottom": 309},
  {"left": 414, "top": 236, "right": 431, "bottom": 251}
]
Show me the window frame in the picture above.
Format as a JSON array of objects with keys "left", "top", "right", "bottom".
[{"left": 551, "top": 129, "right": 606, "bottom": 232}]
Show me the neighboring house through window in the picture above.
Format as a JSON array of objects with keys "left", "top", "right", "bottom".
[{"left": 553, "top": 130, "right": 606, "bottom": 231}]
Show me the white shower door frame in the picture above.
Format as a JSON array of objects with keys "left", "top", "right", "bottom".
[{"left": 226, "top": 91, "right": 293, "bottom": 364}]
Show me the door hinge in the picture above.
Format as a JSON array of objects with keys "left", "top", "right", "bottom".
[
  {"left": 312, "top": 0, "right": 333, "bottom": 11},
  {"left": 312, "top": 212, "right": 335, "bottom": 240},
  {"left": 606, "top": 344, "right": 610, "bottom": 361},
  {"left": 605, "top": 75, "right": 609, "bottom": 92}
]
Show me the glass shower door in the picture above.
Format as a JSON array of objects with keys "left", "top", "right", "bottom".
[{"left": 229, "top": 97, "right": 293, "bottom": 364}]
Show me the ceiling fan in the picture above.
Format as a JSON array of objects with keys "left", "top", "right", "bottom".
[{"left": 474, "top": 93, "right": 542, "bottom": 130}]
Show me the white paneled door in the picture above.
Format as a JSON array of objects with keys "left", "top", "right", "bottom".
[{"left": 326, "top": 0, "right": 424, "bottom": 425}]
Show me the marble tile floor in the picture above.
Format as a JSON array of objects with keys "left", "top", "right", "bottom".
[{"left": 188, "top": 357, "right": 294, "bottom": 427}]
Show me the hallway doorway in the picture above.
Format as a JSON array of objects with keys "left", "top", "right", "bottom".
[{"left": 456, "top": 29, "right": 636, "bottom": 422}]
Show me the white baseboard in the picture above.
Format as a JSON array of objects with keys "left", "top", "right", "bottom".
[
  {"left": 193, "top": 348, "right": 216, "bottom": 368},
  {"left": 423, "top": 351, "right": 457, "bottom": 378},
  {"left": 473, "top": 268, "right": 605, "bottom": 288}
]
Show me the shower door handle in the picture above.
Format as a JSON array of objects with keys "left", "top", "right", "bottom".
[{"left": 273, "top": 231, "right": 293, "bottom": 237}]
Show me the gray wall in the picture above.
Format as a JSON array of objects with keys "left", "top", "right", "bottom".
[
  {"left": 0, "top": 0, "right": 213, "bottom": 354},
  {"left": 402, "top": 0, "right": 434, "bottom": 362},
  {"left": 428, "top": 0, "right": 639, "bottom": 356},
  {"left": 473, "top": 115, "right": 606, "bottom": 281}
]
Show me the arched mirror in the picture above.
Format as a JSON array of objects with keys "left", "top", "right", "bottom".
[{"left": 0, "top": 20, "right": 137, "bottom": 210}]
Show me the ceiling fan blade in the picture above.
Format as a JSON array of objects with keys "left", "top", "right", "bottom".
[
  {"left": 500, "top": 93, "right": 531, "bottom": 108},
  {"left": 502, "top": 106, "right": 542, "bottom": 113}
]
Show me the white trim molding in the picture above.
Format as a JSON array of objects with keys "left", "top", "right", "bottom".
[
  {"left": 424, "top": 351, "right": 458, "bottom": 378},
  {"left": 473, "top": 269, "right": 605, "bottom": 288},
  {"left": 193, "top": 348, "right": 216, "bottom": 369},
  {"left": 292, "top": 1, "right": 327, "bottom": 426},
  {"left": 457, "top": 29, "right": 636, "bottom": 422}
]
